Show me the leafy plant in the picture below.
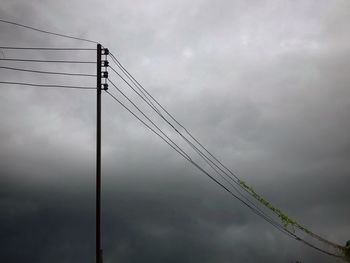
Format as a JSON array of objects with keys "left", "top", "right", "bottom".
[{"left": 238, "top": 180, "right": 349, "bottom": 261}]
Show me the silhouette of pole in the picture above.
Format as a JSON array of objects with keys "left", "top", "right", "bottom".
[{"left": 96, "top": 43, "right": 102, "bottom": 263}]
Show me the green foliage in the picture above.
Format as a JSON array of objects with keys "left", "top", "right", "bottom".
[
  {"left": 238, "top": 180, "right": 302, "bottom": 229},
  {"left": 238, "top": 180, "right": 349, "bottom": 260}
]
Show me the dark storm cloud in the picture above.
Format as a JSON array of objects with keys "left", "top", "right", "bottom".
[
  {"left": 0, "top": 171, "right": 310, "bottom": 263},
  {"left": 1, "top": 0, "right": 350, "bottom": 262},
  {"left": 2, "top": 168, "right": 345, "bottom": 263}
]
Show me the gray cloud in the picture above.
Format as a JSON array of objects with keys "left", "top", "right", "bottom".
[{"left": 1, "top": 0, "right": 349, "bottom": 262}]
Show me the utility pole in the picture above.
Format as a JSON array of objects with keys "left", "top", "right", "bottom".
[{"left": 96, "top": 43, "right": 108, "bottom": 263}]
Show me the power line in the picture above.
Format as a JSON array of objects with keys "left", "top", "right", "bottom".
[
  {"left": 108, "top": 52, "right": 346, "bottom": 258},
  {"left": 105, "top": 88, "right": 267, "bottom": 215},
  {"left": 0, "top": 46, "right": 95, "bottom": 50},
  {"left": 1, "top": 17, "right": 345, "bottom": 259},
  {"left": 108, "top": 65, "right": 160, "bottom": 113},
  {"left": 110, "top": 52, "right": 243, "bottom": 180},
  {"left": 106, "top": 80, "right": 287, "bottom": 232},
  {"left": 108, "top": 79, "right": 192, "bottom": 161},
  {"left": 0, "top": 81, "right": 96, "bottom": 90},
  {"left": 109, "top": 60, "right": 275, "bottom": 226},
  {"left": 0, "top": 58, "right": 95, "bottom": 64},
  {"left": 105, "top": 78, "right": 335, "bottom": 256},
  {"left": 104, "top": 88, "right": 344, "bottom": 260},
  {"left": 0, "top": 66, "right": 95, "bottom": 77},
  {"left": 110, "top": 53, "right": 245, "bottom": 186},
  {"left": 109, "top": 55, "right": 162, "bottom": 115},
  {"left": 105, "top": 90, "right": 194, "bottom": 163},
  {"left": 108, "top": 64, "right": 275, "bottom": 224},
  {"left": 0, "top": 19, "right": 98, "bottom": 44}
]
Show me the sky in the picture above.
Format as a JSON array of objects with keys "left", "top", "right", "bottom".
[{"left": 0, "top": 0, "right": 350, "bottom": 262}]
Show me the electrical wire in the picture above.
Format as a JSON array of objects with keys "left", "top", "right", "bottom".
[
  {"left": 108, "top": 63, "right": 282, "bottom": 237},
  {"left": 108, "top": 79, "right": 192, "bottom": 161},
  {"left": 0, "top": 81, "right": 95, "bottom": 90},
  {"left": 108, "top": 52, "right": 346, "bottom": 257},
  {"left": 109, "top": 53, "right": 248, "bottom": 188},
  {"left": 109, "top": 54, "right": 250, "bottom": 192},
  {"left": 108, "top": 65, "right": 161, "bottom": 114},
  {"left": 104, "top": 88, "right": 344, "bottom": 259},
  {"left": 0, "top": 46, "right": 95, "bottom": 50},
  {"left": 0, "top": 66, "right": 95, "bottom": 77},
  {"left": 0, "top": 17, "right": 344, "bottom": 258},
  {"left": 0, "top": 58, "right": 95, "bottom": 64},
  {"left": 109, "top": 54, "right": 162, "bottom": 115},
  {"left": 105, "top": 88, "right": 286, "bottom": 232},
  {"left": 0, "top": 19, "right": 98, "bottom": 44},
  {"left": 108, "top": 59, "right": 283, "bottom": 234},
  {"left": 108, "top": 64, "right": 271, "bottom": 218},
  {"left": 109, "top": 52, "right": 245, "bottom": 184},
  {"left": 105, "top": 90, "right": 194, "bottom": 163},
  {"left": 107, "top": 79, "right": 287, "bottom": 230}
]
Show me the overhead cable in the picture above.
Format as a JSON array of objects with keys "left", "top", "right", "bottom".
[
  {"left": 108, "top": 64, "right": 272, "bottom": 221},
  {"left": 108, "top": 52, "right": 346, "bottom": 258},
  {"left": 0, "top": 19, "right": 98, "bottom": 44},
  {"left": 104, "top": 88, "right": 344, "bottom": 259},
  {"left": 0, "top": 66, "right": 95, "bottom": 77},
  {"left": 0, "top": 46, "right": 95, "bottom": 50},
  {"left": 0, "top": 58, "right": 95, "bottom": 64},
  {"left": 108, "top": 79, "right": 191, "bottom": 161},
  {"left": 0, "top": 81, "right": 95, "bottom": 90}
]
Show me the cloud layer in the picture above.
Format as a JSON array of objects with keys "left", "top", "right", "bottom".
[{"left": 1, "top": 0, "right": 349, "bottom": 262}]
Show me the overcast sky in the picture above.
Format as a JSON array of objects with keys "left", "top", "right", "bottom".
[{"left": 1, "top": 1, "right": 350, "bottom": 262}]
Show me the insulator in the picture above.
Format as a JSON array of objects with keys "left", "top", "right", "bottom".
[
  {"left": 102, "top": 71, "right": 108, "bottom": 78},
  {"left": 102, "top": 84, "right": 108, "bottom": 90},
  {"left": 102, "top": 48, "right": 109, "bottom": 55},
  {"left": 102, "top": 61, "right": 109, "bottom": 67}
]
